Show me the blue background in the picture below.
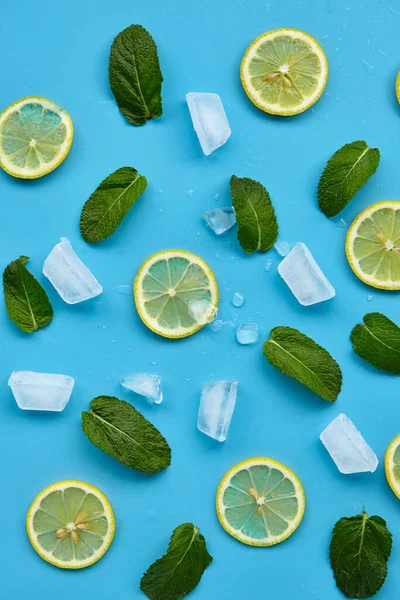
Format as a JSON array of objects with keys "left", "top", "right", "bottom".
[{"left": 1, "top": 0, "right": 400, "bottom": 598}]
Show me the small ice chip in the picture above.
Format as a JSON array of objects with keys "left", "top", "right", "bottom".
[
  {"left": 264, "top": 259, "right": 273, "bottom": 272},
  {"left": 115, "top": 285, "right": 133, "bottom": 296},
  {"left": 187, "top": 189, "right": 194, "bottom": 198},
  {"left": 43, "top": 238, "right": 102, "bottom": 304},
  {"left": 205, "top": 207, "right": 236, "bottom": 235},
  {"left": 278, "top": 242, "right": 335, "bottom": 306},
  {"left": 197, "top": 380, "right": 238, "bottom": 442},
  {"left": 186, "top": 92, "right": 231, "bottom": 155},
  {"left": 274, "top": 241, "right": 291, "bottom": 257},
  {"left": 336, "top": 218, "right": 347, "bottom": 229},
  {"left": 232, "top": 292, "right": 244, "bottom": 307},
  {"left": 8, "top": 371, "right": 74, "bottom": 411},
  {"left": 367, "top": 294, "right": 374, "bottom": 302},
  {"left": 236, "top": 323, "right": 259, "bottom": 345},
  {"left": 320, "top": 413, "right": 378, "bottom": 474},
  {"left": 210, "top": 318, "right": 224, "bottom": 332},
  {"left": 121, "top": 373, "right": 163, "bottom": 404}
]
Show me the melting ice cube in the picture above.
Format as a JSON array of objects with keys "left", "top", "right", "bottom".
[
  {"left": 43, "top": 238, "right": 102, "bottom": 304},
  {"left": 278, "top": 242, "right": 335, "bottom": 306},
  {"left": 236, "top": 323, "right": 259, "bottom": 345},
  {"left": 8, "top": 371, "right": 75, "bottom": 411},
  {"left": 274, "top": 241, "right": 291, "bottom": 257},
  {"left": 186, "top": 92, "right": 231, "bottom": 155},
  {"left": 121, "top": 373, "right": 163, "bottom": 404},
  {"left": 205, "top": 207, "right": 236, "bottom": 235},
  {"left": 232, "top": 292, "right": 244, "bottom": 307},
  {"left": 320, "top": 413, "right": 378, "bottom": 474},
  {"left": 197, "top": 380, "right": 238, "bottom": 442}
]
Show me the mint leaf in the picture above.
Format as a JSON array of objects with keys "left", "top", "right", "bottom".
[
  {"left": 80, "top": 167, "right": 147, "bottom": 243},
  {"left": 230, "top": 175, "right": 278, "bottom": 254},
  {"left": 140, "top": 523, "right": 213, "bottom": 600},
  {"left": 351, "top": 312, "right": 400, "bottom": 374},
  {"left": 330, "top": 510, "right": 392, "bottom": 599},
  {"left": 318, "top": 141, "right": 380, "bottom": 217},
  {"left": 82, "top": 396, "right": 171, "bottom": 473},
  {"left": 109, "top": 24, "right": 163, "bottom": 126},
  {"left": 3, "top": 256, "right": 53, "bottom": 333},
  {"left": 263, "top": 326, "right": 342, "bottom": 401}
]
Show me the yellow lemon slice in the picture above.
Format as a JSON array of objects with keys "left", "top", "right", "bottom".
[{"left": 385, "top": 434, "right": 400, "bottom": 499}]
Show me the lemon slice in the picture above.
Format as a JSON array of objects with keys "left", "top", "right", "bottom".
[
  {"left": 216, "top": 457, "right": 305, "bottom": 546},
  {"left": 26, "top": 480, "right": 115, "bottom": 569},
  {"left": 385, "top": 435, "right": 400, "bottom": 498},
  {"left": 396, "top": 72, "right": 400, "bottom": 104},
  {"left": 134, "top": 250, "right": 218, "bottom": 338},
  {"left": 0, "top": 96, "right": 73, "bottom": 179},
  {"left": 346, "top": 201, "right": 400, "bottom": 290},
  {"left": 240, "top": 28, "right": 328, "bottom": 116}
]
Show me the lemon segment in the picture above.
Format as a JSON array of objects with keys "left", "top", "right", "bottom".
[
  {"left": 0, "top": 96, "right": 73, "bottom": 179},
  {"left": 240, "top": 28, "right": 328, "bottom": 116},
  {"left": 385, "top": 435, "right": 400, "bottom": 499},
  {"left": 26, "top": 480, "right": 115, "bottom": 569},
  {"left": 216, "top": 457, "right": 305, "bottom": 546},
  {"left": 346, "top": 201, "right": 400, "bottom": 290},
  {"left": 134, "top": 250, "right": 218, "bottom": 338}
]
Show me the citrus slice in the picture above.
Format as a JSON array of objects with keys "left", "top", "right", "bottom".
[
  {"left": 385, "top": 435, "right": 400, "bottom": 498},
  {"left": 0, "top": 96, "right": 73, "bottom": 179},
  {"left": 346, "top": 201, "right": 400, "bottom": 290},
  {"left": 396, "top": 72, "right": 400, "bottom": 104},
  {"left": 216, "top": 457, "right": 305, "bottom": 546},
  {"left": 26, "top": 480, "right": 115, "bottom": 569},
  {"left": 240, "top": 28, "right": 328, "bottom": 116},
  {"left": 134, "top": 250, "right": 218, "bottom": 338}
]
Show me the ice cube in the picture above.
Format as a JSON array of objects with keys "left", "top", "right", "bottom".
[
  {"left": 8, "top": 371, "right": 74, "bottom": 411},
  {"left": 232, "top": 292, "right": 244, "bottom": 307},
  {"left": 278, "top": 242, "right": 335, "bottom": 306},
  {"left": 320, "top": 413, "right": 378, "bottom": 474},
  {"left": 236, "top": 323, "right": 259, "bottom": 345},
  {"left": 121, "top": 373, "right": 163, "bottom": 404},
  {"left": 43, "top": 238, "right": 102, "bottom": 304},
  {"left": 197, "top": 380, "right": 238, "bottom": 442},
  {"left": 188, "top": 299, "right": 214, "bottom": 324},
  {"left": 205, "top": 207, "right": 236, "bottom": 235},
  {"left": 264, "top": 259, "right": 273, "bottom": 272},
  {"left": 274, "top": 241, "right": 291, "bottom": 257},
  {"left": 186, "top": 92, "right": 231, "bottom": 155}
]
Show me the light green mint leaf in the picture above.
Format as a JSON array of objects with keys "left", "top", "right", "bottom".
[
  {"left": 81, "top": 396, "right": 171, "bottom": 473},
  {"left": 318, "top": 141, "right": 380, "bottom": 217},
  {"left": 3, "top": 256, "right": 53, "bottom": 333},
  {"left": 351, "top": 312, "right": 400, "bottom": 374},
  {"left": 263, "top": 326, "right": 342, "bottom": 402},
  {"left": 109, "top": 24, "right": 163, "bottom": 126},
  {"left": 140, "top": 523, "right": 213, "bottom": 600},
  {"left": 230, "top": 175, "right": 278, "bottom": 254},
  {"left": 80, "top": 167, "right": 147, "bottom": 243},
  {"left": 330, "top": 510, "right": 392, "bottom": 599}
]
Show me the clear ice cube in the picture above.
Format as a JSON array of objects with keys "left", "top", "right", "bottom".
[
  {"left": 197, "top": 380, "right": 238, "bottom": 442},
  {"left": 121, "top": 373, "right": 163, "bottom": 404},
  {"left": 186, "top": 92, "right": 231, "bottom": 155},
  {"left": 274, "top": 241, "right": 291, "bottom": 257},
  {"left": 188, "top": 299, "right": 214, "bottom": 324},
  {"left": 204, "top": 207, "right": 236, "bottom": 235},
  {"left": 278, "top": 242, "right": 335, "bottom": 306},
  {"left": 8, "top": 371, "right": 75, "bottom": 411},
  {"left": 264, "top": 259, "right": 273, "bottom": 272},
  {"left": 43, "top": 238, "right": 102, "bottom": 304},
  {"left": 236, "top": 323, "right": 259, "bottom": 345},
  {"left": 232, "top": 292, "right": 244, "bottom": 307},
  {"left": 320, "top": 413, "right": 378, "bottom": 474}
]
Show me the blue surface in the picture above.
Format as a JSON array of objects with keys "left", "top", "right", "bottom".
[{"left": 1, "top": 0, "right": 400, "bottom": 598}]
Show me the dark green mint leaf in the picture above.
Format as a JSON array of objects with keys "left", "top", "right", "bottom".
[
  {"left": 140, "top": 523, "right": 213, "bottom": 600},
  {"left": 330, "top": 510, "right": 392, "bottom": 598},
  {"left": 263, "top": 326, "right": 342, "bottom": 401},
  {"left": 109, "top": 24, "right": 163, "bottom": 126},
  {"left": 80, "top": 167, "right": 147, "bottom": 243},
  {"left": 82, "top": 396, "right": 171, "bottom": 473},
  {"left": 230, "top": 175, "right": 278, "bottom": 253},
  {"left": 351, "top": 312, "right": 400, "bottom": 374},
  {"left": 318, "top": 141, "right": 380, "bottom": 217},
  {"left": 3, "top": 256, "right": 53, "bottom": 333}
]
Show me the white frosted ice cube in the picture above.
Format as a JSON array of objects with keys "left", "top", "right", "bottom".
[
  {"left": 232, "top": 292, "right": 244, "bottom": 307},
  {"left": 8, "top": 371, "right": 75, "bottom": 411},
  {"left": 43, "top": 237, "right": 102, "bottom": 304},
  {"left": 278, "top": 242, "right": 335, "bottom": 306},
  {"left": 121, "top": 373, "right": 163, "bottom": 404},
  {"left": 197, "top": 380, "right": 238, "bottom": 442},
  {"left": 236, "top": 323, "right": 259, "bottom": 345},
  {"left": 204, "top": 207, "right": 236, "bottom": 234},
  {"left": 320, "top": 413, "right": 378, "bottom": 474},
  {"left": 186, "top": 92, "right": 231, "bottom": 155}
]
